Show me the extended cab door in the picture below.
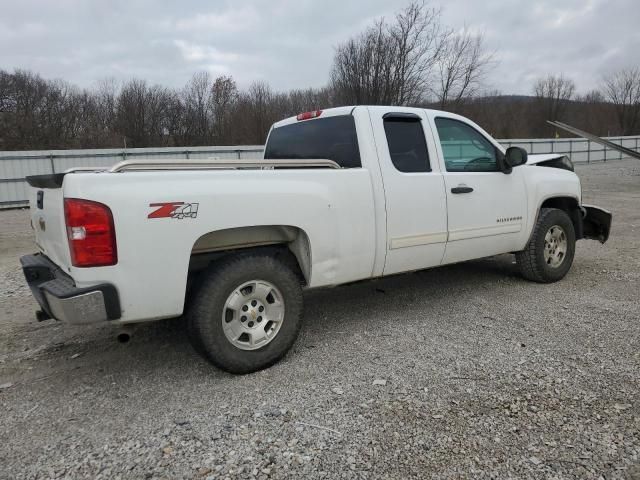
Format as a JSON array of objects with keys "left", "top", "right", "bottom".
[
  {"left": 426, "top": 112, "right": 527, "bottom": 264},
  {"left": 368, "top": 107, "right": 448, "bottom": 276}
]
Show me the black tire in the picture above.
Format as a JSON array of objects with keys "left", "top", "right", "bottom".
[
  {"left": 516, "top": 208, "right": 576, "bottom": 283},
  {"left": 186, "top": 253, "right": 303, "bottom": 374}
]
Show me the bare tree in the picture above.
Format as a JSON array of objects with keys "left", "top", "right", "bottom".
[
  {"left": 9, "top": 70, "right": 50, "bottom": 149},
  {"left": 287, "top": 87, "right": 333, "bottom": 114},
  {"left": 459, "top": 90, "right": 529, "bottom": 139},
  {"left": 210, "top": 76, "right": 238, "bottom": 144},
  {"left": 234, "top": 81, "right": 277, "bottom": 144},
  {"left": 0, "top": 71, "right": 15, "bottom": 149},
  {"left": 330, "top": 20, "right": 394, "bottom": 105},
  {"left": 389, "top": 2, "right": 446, "bottom": 104},
  {"left": 94, "top": 78, "right": 119, "bottom": 144},
  {"left": 146, "top": 85, "right": 173, "bottom": 146},
  {"left": 534, "top": 74, "right": 576, "bottom": 119},
  {"left": 581, "top": 89, "right": 605, "bottom": 104},
  {"left": 115, "top": 79, "right": 147, "bottom": 147},
  {"left": 567, "top": 89, "right": 617, "bottom": 136},
  {"left": 4, "top": 61, "right": 640, "bottom": 151},
  {"left": 40, "top": 79, "right": 76, "bottom": 148},
  {"left": 0, "top": 71, "right": 14, "bottom": 115},
  {"left": 532, "top": 74, "right": 576, "bottom": 136},
  {"left": 182, "top": 71, "right": 214, "bottom": 145},
  {"left": 602, "top": 67, "right": 640, "bottom": 135},
  {"left": 163, "top": 90, "right": 185, "bottom": 146},
  {"left": 433, "top": 29, "right": 494, "bottom": 109},
  {"left": 330, "top": 1, "right": 445, "bottom": 105},
  {"left": 115, "top": 79, "right": 173, "bottom": 147}
]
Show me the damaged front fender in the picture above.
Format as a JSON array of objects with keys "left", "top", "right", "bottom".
[{"left": 581, "top": 205, "right": 612, "bottom": 244}]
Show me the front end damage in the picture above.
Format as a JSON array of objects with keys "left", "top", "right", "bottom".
[
  {"left": 581, "top": 205, "right": 612, "bottom": 244},
  {"left": 537, "top": 121, "right": 621, "bottom": 245}
]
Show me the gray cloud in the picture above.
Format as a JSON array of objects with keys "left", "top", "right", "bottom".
[{"left": 1, "top": 0, "right": 639, "bottom": 95}]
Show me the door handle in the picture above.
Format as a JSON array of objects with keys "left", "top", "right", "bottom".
[{"left": 451, "top": 186, "right": 474, "bottom": 194}]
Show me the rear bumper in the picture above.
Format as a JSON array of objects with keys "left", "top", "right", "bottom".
[
  {"left": 20, "top": 253, "right": 121, "bottom": 324},
  {"left": 581, "top": 204, "right": 612, "bottom": 244}
]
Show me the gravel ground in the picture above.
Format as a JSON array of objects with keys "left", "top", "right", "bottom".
[{"left": 1, "top": 159, "right": 639, "bottom": 479}]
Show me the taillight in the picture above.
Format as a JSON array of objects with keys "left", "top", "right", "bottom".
[
  {"left": 296, "top": 110, "right": 323, "bottom": 121},
  {"left": 64, "top": 198, "right": 117, "bottom": 267}
]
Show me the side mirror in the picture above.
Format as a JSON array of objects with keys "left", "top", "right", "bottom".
[{"left": 505, "top": 146, "right": 528, "bottom": 168}]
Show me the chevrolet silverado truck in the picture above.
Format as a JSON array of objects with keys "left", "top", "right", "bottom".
[{"left": 21, "top": 106, "right": 612, "bottom": 373}]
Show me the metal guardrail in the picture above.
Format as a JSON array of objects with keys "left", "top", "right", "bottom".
[
  {"left": 547, "top": 121, "right": 640, "bottom": 161},
  {"left": 1, "top": 136, "right": 639, "bottom": 208},
  {"left": 0, "top": 145, "right": 264, "bottom": 208},
  {"left": 500, "top": 136, "right": 640, "bottom": 163}
]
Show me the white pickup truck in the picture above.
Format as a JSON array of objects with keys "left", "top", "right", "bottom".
[{"left": 22, "top": 106, "right": 611, "bottom": 373}]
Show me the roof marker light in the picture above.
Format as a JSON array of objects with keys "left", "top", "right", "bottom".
[{"left": 296, "top": 110, "right": 323, "bottom": 121}]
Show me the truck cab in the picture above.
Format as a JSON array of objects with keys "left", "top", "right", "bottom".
[{"left": 267, "top": 106, "right": 600, "bottom": 275}]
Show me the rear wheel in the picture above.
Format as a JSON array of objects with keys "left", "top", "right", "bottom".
[
  {"left": 516, "top": 208, "right": 576, "bottom": 283},
  {"left": 187, "top": 253, "right": 303, "bottom": 374}
]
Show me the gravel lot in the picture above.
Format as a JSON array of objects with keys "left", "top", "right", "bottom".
[{"left": 1, "top": 159, "right": 639, "bottom": 479}]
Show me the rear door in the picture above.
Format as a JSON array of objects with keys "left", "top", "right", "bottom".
[
  {"left": 427, "top": 113, "right": 527, "bottom": 264},
  {"left": 368, "top": 107, "right": 448, "bottom": 275}
]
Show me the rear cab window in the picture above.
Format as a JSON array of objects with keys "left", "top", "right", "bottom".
[{"left": 264, "top": 115, "right": 361, "bottom": 168}]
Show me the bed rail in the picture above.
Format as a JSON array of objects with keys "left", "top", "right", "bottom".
[{"left": 106, "top": 158, "right": 341, "bottom": 173}]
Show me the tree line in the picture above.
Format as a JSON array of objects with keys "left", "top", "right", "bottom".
[{"left": 1, "top": 1, "right": 639, "bottom": 151}]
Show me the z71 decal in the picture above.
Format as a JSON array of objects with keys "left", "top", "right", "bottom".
[{"left": 148, "top": 202, "right": 199, "bottom": 219}]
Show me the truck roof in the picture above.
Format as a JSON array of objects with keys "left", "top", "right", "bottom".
[{"left": 272, "top": 105, "right": 452, "bottom": 129}]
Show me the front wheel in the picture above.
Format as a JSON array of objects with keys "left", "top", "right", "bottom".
[
  {"left": 187, "top": 253, "right": 303, "bottom": 374},
  {"left": 516, "top": 208, "right": 576, "bottom": 283}
]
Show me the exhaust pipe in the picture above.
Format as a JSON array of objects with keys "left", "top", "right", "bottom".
[
  {"left": 36, "top": 310, "right": 51, "bottom": 322},
  {"left": 116, "top": 328, "right": 133, "bottom": 344}
]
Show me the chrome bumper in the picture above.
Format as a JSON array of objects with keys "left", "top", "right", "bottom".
[{"left": 20, "top": 253, "right": 121, "bottom": 324}]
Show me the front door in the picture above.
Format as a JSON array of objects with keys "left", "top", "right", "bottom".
[
  {"left": 368, "top": 107, "right": 448, "bottom": 275},
  {"left": 428, "top": 114, "right": 527, "bottom": 264}
]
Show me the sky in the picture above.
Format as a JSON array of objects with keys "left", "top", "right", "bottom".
[{"left": 1, "top": 0, "right": 639, "bottom": 96}]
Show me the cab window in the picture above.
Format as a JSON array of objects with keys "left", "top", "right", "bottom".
[
  {"left": 434, "top": 117, "right": 499, "bottom": 172},
  {"left": 383, "top": 116, "right": 431, "bottom": 173}
]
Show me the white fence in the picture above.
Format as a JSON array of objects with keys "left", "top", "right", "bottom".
[
  {"left": 1, "top": 135, "right": 639, "bottom": 209},
  {"left": 500, "top": 135, "right": 640, "bottom": 163},
  {"left": 0, "top": 145, "right": 263, "bottom": 209}
]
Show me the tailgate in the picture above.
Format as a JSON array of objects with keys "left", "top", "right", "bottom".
[{"left": 26, "top": 174, "right": 72, "bottom": 270}]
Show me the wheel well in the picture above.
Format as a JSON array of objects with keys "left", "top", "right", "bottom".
[
  {"left": 539, "top": 196, "right": 583, "bottom": 239},
  {"left": 188, "top": 225, "right": 312, "bottom": 285}
]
